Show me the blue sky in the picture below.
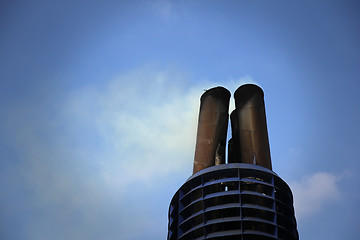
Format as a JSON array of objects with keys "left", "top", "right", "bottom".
[{"left": 1, "top": 0, "right": 359, "bottom": 239}]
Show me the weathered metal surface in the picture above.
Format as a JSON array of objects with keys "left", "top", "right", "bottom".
[
  {"left": 233, "top": 84, "right": 272, "bottom": 170},
  {"left": 193, "top": 87, "right": 230, "bottom": 174}
]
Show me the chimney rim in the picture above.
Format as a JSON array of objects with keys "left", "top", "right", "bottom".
[{"left": 200, "top": 86, "right": 231, "bottom": 103}]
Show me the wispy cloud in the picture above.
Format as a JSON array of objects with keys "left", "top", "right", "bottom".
[
  {"left": 289, "top": 172, "right": 342, "bottom": 219},
  {"left": 1, "top": 66, "right": 254, "bottom": 239},
  {"left": 64, "top": 68, "right": 200, "bottom": 188},
  {"left": 63, "top": 67, "right": 254, "bottom": 189}
]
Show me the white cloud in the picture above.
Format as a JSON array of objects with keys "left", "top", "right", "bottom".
[
  {"left": 63, "top": 67, "right": 255, "bottom": 190},
  {"left": 64, "top": 68, "right": 199, "bottom": 189},
  {"left": 289, "top": 172, "right": 341, "bottom": 219},
  {"left": 2, "top": 66, "right": 255, "bottom": 239}
]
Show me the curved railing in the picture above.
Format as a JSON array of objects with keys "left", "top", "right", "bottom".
[{"left": 168, "top": 163, "right": 299, "bottom": 240}]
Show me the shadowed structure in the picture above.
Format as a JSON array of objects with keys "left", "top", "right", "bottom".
[
  {"left": 168, "top": 84, "right": 299, "bottom": 240},
  {"left": 232, "top": 84, "right": 272, "bottom": 169},
  {"left": 193, "top": 87, "right": 231, "bottom": 174}
]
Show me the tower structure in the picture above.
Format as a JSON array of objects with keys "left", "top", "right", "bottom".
[{"left": 167, "top": 84, "right": 299, "bottom": 240}]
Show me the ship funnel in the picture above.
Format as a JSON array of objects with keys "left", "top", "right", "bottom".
[
  {"left": 233, "top": 84, "right": 272, "bottom": 170},
  {"left": 169, "top": 85, "right": 299, "bottom": 240},
  {"left": 193, "top": 87, "right": 230, "bottom": 174}
]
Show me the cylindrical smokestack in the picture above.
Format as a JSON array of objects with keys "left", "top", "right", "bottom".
[
  {"left": 234, "top": 84, "right": 272, "bottom": 170},
  {"left": 193, "top": 87, "right": 230, "bottom": 174}
]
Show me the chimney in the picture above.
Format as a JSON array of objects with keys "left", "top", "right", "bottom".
[
  {"left": 233, "top": 84, "right": 272, "bottom": 170},
  {"left": 193, "top": 87, "right": 230, "bottom": 174}
]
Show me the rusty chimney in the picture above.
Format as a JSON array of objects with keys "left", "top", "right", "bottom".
[
  {"left": 193, "top": 87, "right": 230, "bottom": 174},
  {"left": 232, "top": 84, "right": 272, "bottom": 170}
]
